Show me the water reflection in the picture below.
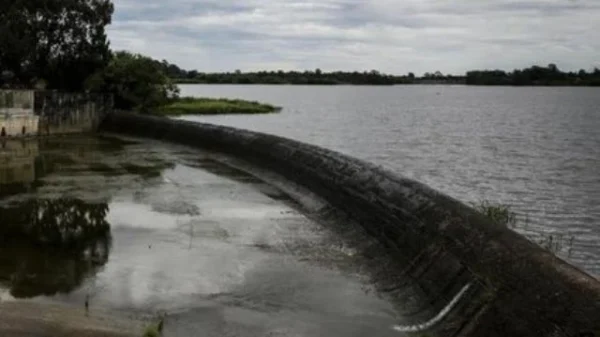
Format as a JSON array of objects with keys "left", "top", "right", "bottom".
[
  {"left": 0, "top": 136, "right": 174, "bottom": 199},
  {"left": 0, "top": 140, "right": 38, "bottom": 196},
  {"left": 0, "top": 198, "right": 111, "bottom": 298},
  {"left": 0, "top": 136, "right": 173, "bottom": 299}
]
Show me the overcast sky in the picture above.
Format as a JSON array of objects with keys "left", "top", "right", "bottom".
[{"left": 108, "top": 0, "right": 600, "bottom": 75}]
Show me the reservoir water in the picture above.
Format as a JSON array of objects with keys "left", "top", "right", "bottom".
[{"left": 179, "top": 84, "right": 600, "bottom": 276}]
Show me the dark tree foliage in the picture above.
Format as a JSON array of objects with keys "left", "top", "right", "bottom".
[
  {"left": 170, "top": 69, "right": 464, "bottom": 85},
  {"left": 467, "top": 64, "right": 600, "bottom": 86},
  {"left": 181, "top": 69, "right": 407, "bottom": 85},
  {"left": 157, "top": 60, "right": 417, "bottom": 85},
  {"left": 86, "top": 51, "right": 179, "bottom": 112},
  {"left": 159, "top": 58, "right": 600, "bottom": 86},
  {"left": 0, "top": 0, "right": 114, "bottom": 90}
]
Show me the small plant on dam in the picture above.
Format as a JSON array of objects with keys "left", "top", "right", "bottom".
[
  {"left": 474, "top": 200, "right": 574, "bottom": 255},
  {"left": 142, "top": 313, "right": 165, "bottom": 337},
  {"left": 472, "top": 201, "right": 517, "bottom": 228}
]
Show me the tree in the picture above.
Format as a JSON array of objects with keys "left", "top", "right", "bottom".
[
  {"left": 186, "top": 70, "right": 199, "bottom": 79},
  {"left": 0, "top": 0, "right": 114, "bottom": 90},
  {"left": 86, "top": 51, "right": 179, "bottom": 112}
]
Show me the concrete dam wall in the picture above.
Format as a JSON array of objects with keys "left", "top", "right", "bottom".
[{"left": 101, "top": 113, "right": 600, "bottom": 337}]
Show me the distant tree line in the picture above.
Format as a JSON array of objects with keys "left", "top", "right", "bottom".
[
  {"left": 156, "top": 63, "right": 412, "bottom": 85},
  {"left": 155, "top": 61, "right": 468, "bottom": 85},
  {"left": 466, "top": 64, "right": 600, "bottom": 86},
  {"left": 155, "top": 61, "right": 600, "bottom": 86}
]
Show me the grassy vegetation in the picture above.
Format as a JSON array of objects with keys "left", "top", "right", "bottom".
[
  {"left": 472, "top": 200, "right": 517, "bottom": 228},
  {"left": 142, "top": 324, "right": 160, "bottom": 337},
  {"left": 473, "top": 200, "right": 575, "bottom": 255},
  {"left": 157, "top": 97, "right": 281, "bottom": 116},
  {"left": 142, "top": 314, "right": 165, "bottom": 337}
]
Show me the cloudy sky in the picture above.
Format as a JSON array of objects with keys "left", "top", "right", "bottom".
[{"left": 108, "top": 0, "right": 600, "bottom": 75}]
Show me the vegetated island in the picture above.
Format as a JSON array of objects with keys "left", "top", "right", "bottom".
[
  {"left": 158, "top": 97, "right": 281, "bottom": 116},
  {"left": 84, "top": 52, "right": 283, "bottom": 116},
  {"left": 157, "top": 61, "right": 600, "bottom": 86}
]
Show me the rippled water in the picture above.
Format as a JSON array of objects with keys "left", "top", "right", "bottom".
[{"left": 179, "top": 84, "right": 600, "bottom": 276}]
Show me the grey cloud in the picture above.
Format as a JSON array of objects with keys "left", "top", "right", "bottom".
[{"left": 108, "top": 0, "right": 600, "bottom": 75}]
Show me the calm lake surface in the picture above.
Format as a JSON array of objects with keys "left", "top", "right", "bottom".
[{"left": 179, "top": 84, "right": 600, "bottom": 276}]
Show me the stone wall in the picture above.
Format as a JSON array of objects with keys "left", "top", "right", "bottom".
[
  {"left": 35, "top": 92, "right": 112, "bottom": 135},
  {"left": 101, "top": 112, "right": 600, "bottom": 337},
  {"left": 0, "top": 90, "right": 39, "bottom": 137},
  {"left": 0, "top": 90, "right": 33, "bottom": 112},
  {"left": 0, "top": 90, "right": 112, "bottom": 136}
]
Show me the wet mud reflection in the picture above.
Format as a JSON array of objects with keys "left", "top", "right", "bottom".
[
  {"left": 0, "top": 136, "right": 172, "bottom": 299},
  {"left": 0, "top": 198, "right": 111, "bottom": 298}
]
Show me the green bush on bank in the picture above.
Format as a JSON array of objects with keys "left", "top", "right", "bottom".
[
  {"left": 157, "top": 97, "right": 281, "bottom": 116},
  {"left": 87, "top": 51, "right": 179, "bottom": 112},
  {"left": 86, "top": 52, "right": 280, "bottom": 116}
]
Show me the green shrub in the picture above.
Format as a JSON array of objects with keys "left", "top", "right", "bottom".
[
  {"left": 143, "top": 324, "right": 160, "bottom": 337},
  {"left": 473, "top": 201, "right": 575, "bottom": 255},
  {"left": 472, "top": 200, "right": 517, "bottom": 228},
  {"left": 86, "top": 51, "right": 179, "bottom": 113}
]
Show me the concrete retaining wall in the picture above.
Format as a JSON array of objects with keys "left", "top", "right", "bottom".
[
  {"left": 0, "top": 90, "right": 112, "bottom": 136},
  {"left": 101, "top": 112, "right": 600, "bottom": 337},
  {"left": 0, "top": 91, "right": 33, "bottom": 112},
  {"left": 35, "top": 92, "right": 112, "bottom": 136},
  {"left": 0, "top": 90, "right": 39, "bottom": 137}
]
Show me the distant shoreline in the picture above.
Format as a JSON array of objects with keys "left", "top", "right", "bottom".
[
  {"left": 175, "top": 81, "right": 600, "bottom": 87},
  {"left": 166, "top": 64, "right": 600, "bottom": 87}
]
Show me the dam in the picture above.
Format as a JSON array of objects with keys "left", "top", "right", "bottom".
[{"left": 0, "top": 111, "right": 598, "bottom": 337}]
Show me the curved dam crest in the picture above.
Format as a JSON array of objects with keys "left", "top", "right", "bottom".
[{"left": 101, "top": 112, "right": 600, "bottom": 337}]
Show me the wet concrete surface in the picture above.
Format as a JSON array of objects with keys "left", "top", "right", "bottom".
[
  {"left": 0, "top": 301, "right": 143, "bottom": 337},
  {"left": 0, "top": 136, "right": 408, "bottom": 337}
]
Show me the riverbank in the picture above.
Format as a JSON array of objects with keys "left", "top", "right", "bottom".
[{"left": 157, "top": 97, "right": 281, "bottom": 116}]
